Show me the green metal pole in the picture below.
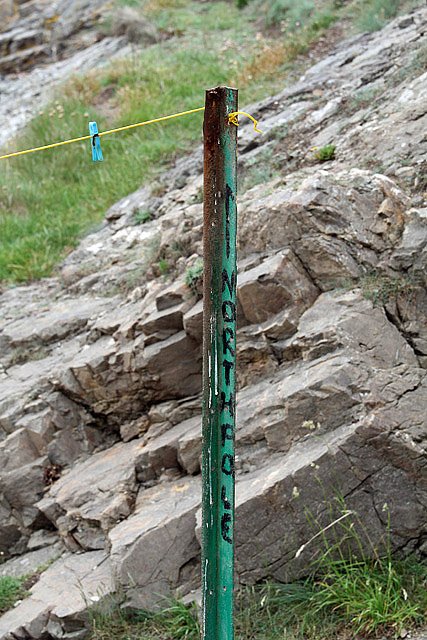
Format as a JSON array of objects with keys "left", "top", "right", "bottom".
[{"left": 202, "top": 86, "right": 238, "bottom": 640}]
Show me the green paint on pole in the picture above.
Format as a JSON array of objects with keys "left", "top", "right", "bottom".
[{"left": 202, "top": 86, "right": 238, "bottom": 640}]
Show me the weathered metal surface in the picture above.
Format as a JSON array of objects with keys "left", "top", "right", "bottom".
[{"left": 202, "top": 86, "right": 238, "bottom": 640}]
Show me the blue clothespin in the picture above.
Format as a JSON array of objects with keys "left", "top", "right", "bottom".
[{"left": 89, "top": 121, "right": 103, "bottom": 162}]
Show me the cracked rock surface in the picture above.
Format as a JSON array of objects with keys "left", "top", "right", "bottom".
[{"left": 0, "top": 6, "right": 426, "bottom": 639}]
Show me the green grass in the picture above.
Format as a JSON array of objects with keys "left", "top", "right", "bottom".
[
  {"left": 310, "top": 556, "right": 426, "bottom": 635},
  {"left": 0, "top": 576, "right": 27, "bottom": 615},
  {"left": 88, "top": 506, "right": 427, "bottom": 640},
  {"left": 90, "top": 598, "right": 200, "bottom": 640},
  {"left": 240, "top": 0, "right": 422, "bottom": 31},
  {"left": 313, "top": 144, "right": 336, "bottom": 162},
  {"left": 0, "top": 49, "right": 227, "bottom": 282},
  {"left": 0, "top": 0, "right": 425, "bottom": 283},
  {"left": 89, "top": 554, "right": 427, "bottom": 640},
  {"left": 134, "top": 209, "right": 152, "bottom": 225},
  {"left": 360, "top": 271, "right": 421, "bottom": 306},
  {"left": 356, "top": 0, "right": 403, "bottom": 32}
]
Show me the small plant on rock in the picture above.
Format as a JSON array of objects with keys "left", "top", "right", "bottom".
[
  {"left": 185, "top": 259, "right": 203, "bottom": 296},
  {"left": 0, "top": 576, "right": 27, "bottom": 615},
  {"left": 313, "top": 144, "right": 336, "bottom": 162},
  {"left": 157, "top": 259, "right": 171, "bottom": 276},
  {"left": 192, "top": 187, "right": 204, "bottom": 204},
  {"left": 134, "top": 209, "right": 152, "bottom": 225}
]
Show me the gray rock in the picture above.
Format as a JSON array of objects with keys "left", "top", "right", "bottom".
[
  {"left": 236, "top": 330, "right": 278, "bottom": 388},
  {"left": 281, "top": 290, "right": 418, "bottom": 368},
  {"left": 140, "top": 303, "right": 186, "bottom": 339},
  {"left": 27, "top": 529, "right": 61, "bottom": 551},
  {"left": 0, "top": 428, "right": 46, "bottom": 472},
  {"left": 183, "top": 300, "right": 203, "bottom": 343},
  {"left": 1, "top": 297, "right": 110, "bottom": 359},
  {"left": 109, "top": 477, "right": 201, "bottom": 610},
  {"left": 0, "top": 544, "right": 63, "bottom": 579},
  {"left": 52, "top": 330, "right": 201, "bottom": 423},
  {"left": 0, "top": 551, "right": 113, "bottom": 640},
  {"left": 37, "top": 440, "right": 143, "bottom": 550},
  {"left": 238, "top": 170, "right": 409, "bottom": 290},
  {"left": 235, "top": 388, "right": 426, "bottom": 585},
  {"left": 177, "top": 421, "right": 201, "bottom": 475},
  {"left": 135, "top": 416, "right": 200, "bottom": 484}
]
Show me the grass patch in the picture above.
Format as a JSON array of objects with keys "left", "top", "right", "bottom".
[
  {"left": 1, "top": 0, "right": 424, "bottom": 283},
  {"left": 360, "top": 271, "right": 420, "bottom": 306},
  {"left": 353, "top": 0, "right": 425, "bottom": 32},
  {"left": 0, "top": 576, "right": 27, "bottom": 615},
  {"left": 240, "top": 0, "right": 422, "bottom": 32},
  {"left": 133, "top": 209, "right": 152, "bottom": 225},
  {"left": 90, "top": 598, "right": 200, "bottom": 640},
  {"left": 89, "top": 505, "right": 427, "bottom": 639},
  {"left": 0, "top": 48, "right": 224, "bottom": 282},
  {"left": 348, "top": 85, "right": 382, "bottom": 111},
  {"left": 356, "top": 0, "right": 401, "bottom": 32},
  {"left": 309, "top": 555, "right": 426, "bottom": 635},
  {"left": 89, "top": 556, "right": 427, "bottom": 640},
  {"left": 313, "top": 143, "right": 336, "bottom": 162},
  {"left": 237, "top": 556, "right": 427, "bottom": 638},
  {"left": 7, "top": 345, "right": 50, "bottom": 367}
]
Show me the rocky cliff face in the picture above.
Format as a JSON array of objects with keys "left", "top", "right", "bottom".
[{"left": 0, "top": 6, "right": 426, "bottom": 639}]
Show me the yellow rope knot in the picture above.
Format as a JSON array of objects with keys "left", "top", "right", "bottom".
[{"left": 227, "top": 111, "right": 262, "bottom": 134}]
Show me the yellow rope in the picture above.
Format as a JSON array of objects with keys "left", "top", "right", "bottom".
[
  {"left": 228, "top": 111, "right": 262, "bottom": 133},
  {"left": 0, "top": 106, "right": 261, "bottom": 161},
  {"left": 0, "top": 107, "right": 206, "bottom": 161}
]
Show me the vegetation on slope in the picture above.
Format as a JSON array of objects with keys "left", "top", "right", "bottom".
[
  {"left": 0, "top": 0, "right": 422, "bottom": 282},
  {"left": 89, "top": 556, "right": 427, "bottom": 640},
  {"left": 0, "top": 576, "right": 27, "bottom": 615},
  {"left": 87, "top": 508, "right": 427, "bottom": 640}
]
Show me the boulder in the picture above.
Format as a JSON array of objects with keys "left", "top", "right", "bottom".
[
  {"left": 109, "top": 7, "right": 160, "bottom": 44},
  {"left": 37, "top": 440, "right": 143, "bottom": 551},
  {"left": 183, "top": 300, "right": 203, "bottom": 343},
  {"left": 237, "top": 250, "right": 319, "bottom": 327},
  {"left": 109, "top": 477, "right": 201, "bottom": 610},
  {"left": 54, "top": 331, "right": 201, "bottom": 422},
  {"left": 135, "top": 416, "right": 200, "bottom": 485},
  {"left": 235, "top": 381, "right": 426, "bottom": 585},
  {"left": 140, "top": 303, "right": 186, "bottom": 341},
  {"left": 238, "top": 171, "right": 409, "bottom": 290},
  {"left": 1, "top": 297, "right": 109, "bottom": 365},
  {"left": 280, "top": 290, "right": 418, "bottom": 368},
  {"left": 0, "top": 551, "right": 113, "bottom": 640}
]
